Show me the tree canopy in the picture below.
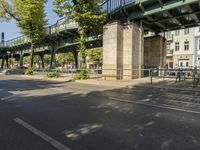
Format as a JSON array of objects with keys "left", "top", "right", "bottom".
[
  {"left": 0, "top": 0, "right": 47, "bottom": 67},
  {"left": 55, "top": 53, "right": 74, "bottom": 67},
  {"left": 53, "top": 0, "right": 106, "bottom": 67},
  {"left": 87, "top": 48, "right": 103, "bottom": 65}
]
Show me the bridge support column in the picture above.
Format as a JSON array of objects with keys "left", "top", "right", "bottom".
[
  {"left": 102, "top": 22, "right": 144, "bottom": 80},
  {"left": 5, "top": 57, "right": 9, "bottom": 69},
  {"left": 50, "top": 44, "right": 56, "bottom": 69},
  {"left": 103, "top": 22, "right": 123, "bottom": 80},
  {"left": 123, "top": 23, "right": 144, "bottom": 80},
  {"left": 73, "top": 51, "right": 79, "bottom": 69},
  {"left": 1, "top": 57, "right": 5, "bottom": 69},
  {"left": 144, "top": 35, "right": 166, "bottom": 69},
  {"left": 19, "top": 53, "right": 24, "bottom": 67},
  {"left": 39, "top": 54, "right": 45, "bottom": 69}
]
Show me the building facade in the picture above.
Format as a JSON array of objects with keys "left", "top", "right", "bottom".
[
  {"left": 165, "top": 28, "right": 196, "bottom": 68},
  {"left": 194, "top": 27, "right": 200, "bottom": 68}
]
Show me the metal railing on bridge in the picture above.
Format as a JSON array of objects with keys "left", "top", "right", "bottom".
[
  {"left": 0, "top": 0, "right": 136, "bottom": 48},
  {"left": 102, "top": 0, "right": 135, "bottom": 13},
  {"left": 0, "top": 18, "right": 78, "bottom": 48}
]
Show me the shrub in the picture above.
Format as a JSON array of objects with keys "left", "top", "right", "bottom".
[
  {"left": 47, "top": 72, "right": 60, "bottom": 78},
  {"left": 74, "top": 69, "right": 89, "bottom": 80},
  {"left": 25, "top": 67, "right": 34, "bottom": 75}
]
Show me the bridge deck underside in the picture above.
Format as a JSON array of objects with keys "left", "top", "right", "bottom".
[{"left": 109, "top": 0, "right": 200, "bottom": 32}]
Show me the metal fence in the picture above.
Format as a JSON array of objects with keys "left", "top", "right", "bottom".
[{"left": 150, "top": 68, "right": 200, "bottom": 88}]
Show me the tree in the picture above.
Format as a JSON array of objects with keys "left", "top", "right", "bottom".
[
  {"left": 0, "top": 0, "right": 47, "bottom": 67},
  {"left": 0, "top": 0, "right": 19, "bottom": 21},
  {"left": 87, "top": 47, "right": 102, "bottom": 67},
  {"left": 53, "top": 0, "right": 106, "bottom": 69},
  {"left": 55, "top": 53, "right": 74, "bottom": 68},
  {"left": 44, "top": 55, "right": 51, "bottom": 67}
]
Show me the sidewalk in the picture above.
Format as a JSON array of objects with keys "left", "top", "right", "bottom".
[
  {"left": 75, "top": 77, "right": 200, "bottom": 91},
  {"left": 16, "top": 74, "right": 200, "bottom": 91},
  {"left": 19, "top": 74, "right": 74, "bottom": 82}
]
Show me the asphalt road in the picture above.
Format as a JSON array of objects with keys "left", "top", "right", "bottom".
[{"left": 0, "top": 75, "right": 200, "bottom": 150}]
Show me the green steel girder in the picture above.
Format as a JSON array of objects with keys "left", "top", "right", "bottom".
[
  {"left": 1, "top": 0, "right": 200, "bottom": 56},
  {"left": 106, "top": 0, "right": 200, "bottom": 32}
]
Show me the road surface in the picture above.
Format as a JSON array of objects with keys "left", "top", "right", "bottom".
[{"left": 0, "top": 75, "right": 200, "bottom": 150}]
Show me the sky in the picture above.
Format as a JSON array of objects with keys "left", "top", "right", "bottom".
[{"left": 0, "top": 0, "right": 60, "bottom": 40}]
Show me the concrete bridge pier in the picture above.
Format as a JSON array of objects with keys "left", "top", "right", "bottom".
[
  {"left": 144, "top": 35, "right": 166, "bottom": 69},
  {"left": 5, "top": 57, "right": 9, "bottom": 69},
  {"left": 19, "top": 52, "right": 24, "bottom": 67},
  {"left": 102, "top": 21, "right": 144, "bottom": 80},
  {"left": 103, "top": 22, "right": 166, "bottom": 80},
  {"left": 1, "top": 57, "right": 5, "bottom": 69},
  {"left": 39, "top": 53, "right": 45, "bottom": 69},
  {"left": 50, "top": 44, "right": 56, "bottom": 69},
  {"left": 72, "top": 50, "right": 79, "bottom": 69}
]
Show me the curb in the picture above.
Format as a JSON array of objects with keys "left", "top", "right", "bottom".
[{"left": 136, "top": 84, "right": 200, "bottom": 92}]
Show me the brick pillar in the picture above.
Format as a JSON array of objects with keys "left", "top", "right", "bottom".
[{"left": 103, "top": 22, "right": 123, "bottom": 80}]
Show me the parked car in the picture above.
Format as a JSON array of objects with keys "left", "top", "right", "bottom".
[{"left": 2, "top": 67, "right": 27, "bottom": 75}]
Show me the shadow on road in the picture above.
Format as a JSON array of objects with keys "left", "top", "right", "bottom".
[{"left": 0, "top": 77, "right": 200, "bottom": 150}]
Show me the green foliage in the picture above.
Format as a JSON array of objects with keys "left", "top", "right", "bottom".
[
  {"left": 55, "top": 53, "right": 74, "bottom": 67},
  {"left": 0, "top": 0, "right": 19, "bottom": 21},
  {"left": 44, "top": 55, "right": 51, "bottom": 66},
  {"left": 74, "top": 70, "right": 89, "bottom": 80},
  {"left": 23, "top": 56, "right": 31, "bottom": 66},
  {"left": 53, "top": 0, "right": 106, "bottom": 67},
  {"left": 0, "top": 0, "right": 47, "bottom": 67},
  {"left": 25, "top": 67, "right": 34, "bottom": 75},
  {"left": 23, "top": 55, "right": 40, "bottom": 67},
  {"left": 74, "top": 64, "right": 89, "bottom": 80},
  {"left": 12, "top": 0, "right": 47, "bottom": 44},
  {"left": 47, "top": 72, "right": 60, "bottom": 78},
  {"left": 87, "top": 48, "right": 103, "bottom": 65}
]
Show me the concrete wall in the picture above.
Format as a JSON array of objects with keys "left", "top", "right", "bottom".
[{"left": 144, "top": 36, "right": 166, "bottom": 68}]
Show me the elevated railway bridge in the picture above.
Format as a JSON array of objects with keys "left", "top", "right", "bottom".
[{"left": 0, "top": 0, "right": 200, "bottom": 79}]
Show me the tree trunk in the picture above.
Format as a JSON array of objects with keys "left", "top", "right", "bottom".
[
  {"left": 1, "top": 57, "right": 5, "bottom": 69},
  {"left": 40, "top": 54, "right": 45, "bottom": 69},
  {"left": 50, "top": 43, "right": 55, "bottom": 69},
  {"left": 30, "top": 42, "right": 34, "bottom": 68},
  {"left": 79, "top": 27, "right": 86, "bottom": 69},
  {"left": 6, "top": 58, "right": 9, "bottom": 69},
  {"left": 73, "top": 51, "right": 78, "bottom": 69}
]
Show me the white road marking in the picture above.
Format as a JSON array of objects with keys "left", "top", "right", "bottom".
[
  {"left": 109, "top": 97, "right": 200, "bottom": 115},
  {"left": 13, "top": 118, "right": 71, "bottom": 150}
]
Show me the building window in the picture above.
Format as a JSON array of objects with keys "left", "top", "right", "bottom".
[
  {"left": 184, "top": 40, "right": 189, "bottom": 50},
  {"left": 184, "top": 28, "right": 190, "bottom": 35},
  {"left": 180, "top": 62, "right": 183, "bottom": 67},
  {"left": 175, "top": 42, "right": 179, "bottom": 51},
  {"left": 186, "top": 62, "right": 189, "bottom": 67},
  {"left": 175, "top": 30, "right": 180, "bottom": 36}
]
